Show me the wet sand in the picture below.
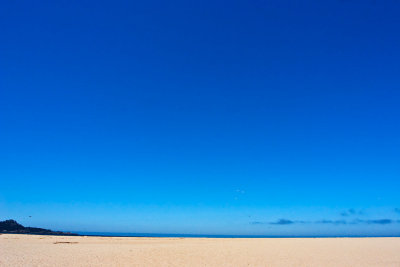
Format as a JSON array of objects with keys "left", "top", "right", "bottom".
[{"left": 1, "top": 234, "right": 400, "bottom": 266}]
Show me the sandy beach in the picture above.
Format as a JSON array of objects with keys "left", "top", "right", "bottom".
[{"left": 1, "top": 234, "right": 400, "bottom": 266}]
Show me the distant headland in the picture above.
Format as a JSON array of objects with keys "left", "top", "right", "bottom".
[{"left": 0, "top": 219, "right": 78, "bottom": 236}]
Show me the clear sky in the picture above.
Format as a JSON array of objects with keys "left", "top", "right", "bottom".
[{"left": 1, "top": 0, "right": 400, "bottom": 236}]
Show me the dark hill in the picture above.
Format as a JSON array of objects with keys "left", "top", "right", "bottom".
[{"left": 0, "top": 219, "right": 78, "bottom": 236}]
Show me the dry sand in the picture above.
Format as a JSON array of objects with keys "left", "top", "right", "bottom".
[{"left": 1, "top": 234, "right": 400, "bottom": 266}]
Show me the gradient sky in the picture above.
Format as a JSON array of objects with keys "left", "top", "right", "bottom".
[{"left": 1, "top": 0, "right": 400, "bottom": 236}]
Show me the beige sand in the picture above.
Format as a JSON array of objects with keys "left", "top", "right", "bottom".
[{"left": 1, "top": 234, "right": 400, "bottom": 266}]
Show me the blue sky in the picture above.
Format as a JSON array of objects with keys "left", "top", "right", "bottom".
[{"left": 1, "top": 0, "right": 400, "bottom": 236}]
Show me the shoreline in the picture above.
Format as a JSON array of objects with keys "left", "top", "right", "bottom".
[
  {"left": 0, "top": 232, "right": 400, "bottom": 239},
  {"left": 3, "top": 231, "right": 400, "bottom": 238}
]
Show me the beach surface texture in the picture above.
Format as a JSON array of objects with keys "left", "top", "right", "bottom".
[{"left": 1, "top": 234, "right": 400, "bottom": 266}]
